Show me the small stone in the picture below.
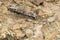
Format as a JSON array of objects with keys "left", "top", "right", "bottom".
[
  {"left": 12, "top": 23, "right": 20, "bottom": 30},
  {"left": 19, "top": 23, "right": 31, "bottom": 28},
  {"left": 14, "top": 0, "right": 21, "bottom": 4},
  {"left": 24, "top": 38, "right": 30, "bottom": 40},
  {"left": 7, "top": 30, "right": 15, "bottom": 37},
  {"left": 0, "top": 23, "right": 2, "bottom": 26},
  {"left": 38, "top": 10, "right": 45, "bottom": 17},
  {"left": 0, "top": 23, "right": 3, "bottom": 28},
  {"left": 12, "top": 22, "right": 32, "bottom": 30},
  {"left": 42, "top": 5, "right": 55, "bottom": 17},
  {"left": 7, "top": 18, "right": 15, "bottom": 24},
  {"left": 24, "top": 6, "right": 31, "bottom": 13},
  {"left": 57, "top": 13, "right": 60, "bottom": 22},
  {"left": 1, "top": 26, "right": 8, "bottom": 33},
  {"left": 3, "top": 1, "right": 10, "bottom": 7},
  {"left": 25, "top": 29, "right": 33, "bottom": 37},
  {"left": 13, "top": 30, "right": 25, "bottom": 38},
  {"left": 30, "top": 0, "right": 44, "bottom": 5},
  {"left": 44, "top": 12, "right": 54, "bottom": 17},
  {"left": 1, "top": 6, "right": 8, "bottom": 14},
  {"left": 47, "top": 16, "right": 56, "bottom": 22},
  {"left": 0, "top": 33, "right": 6, "bottom": 38},
  {"left": 0, "top": 1, "right": 2, "bottom": 6},
  {"left": 56, "top": 34, "right": 60, "bottom": 38},
  {"left": 45, "top": 0, "right": 55, "bottom": 2}
]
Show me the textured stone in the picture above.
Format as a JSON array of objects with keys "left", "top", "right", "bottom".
[
  {"left": 13, "top": 30, "right": 25, "bottom": 38},
  {"left": 0, "top": 0, "right": 60, "bottom": 40},
  {"left": 38, "top": 10, "right": 45, "bottom": 17},
  {"left": 0, "top": 1, "right": 2, "bottom": 6},
  {"left": 25, "top": 29, "right": 33, "bottom": 37},
  {"left": 12, "top": 23, "right": 20, "bottom": 30},
  {"left": 30, "top": 0, "right": 44, "bottom": 5},
  {"left": 47, "top": 16, "right": 56, "bottom": 22},
  {"left": 46, "top": 0, "right": 55, "bottom": 2}
]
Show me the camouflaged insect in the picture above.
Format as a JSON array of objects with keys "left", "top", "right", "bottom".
[{"left": 8, "top": 0, "right": 44, "bottom": 19}]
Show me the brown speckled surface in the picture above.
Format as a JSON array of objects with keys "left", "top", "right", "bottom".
[{"left": 0, "top": 0, "right": 60, "bottom": 40}]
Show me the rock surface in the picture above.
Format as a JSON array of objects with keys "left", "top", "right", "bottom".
[{"left": 0, "top": 0, "right": 60, "bottom": 40}]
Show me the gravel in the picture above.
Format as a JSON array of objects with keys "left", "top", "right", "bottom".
[{"left": 0, "top": 0, "right": 60, "bottom": 40}]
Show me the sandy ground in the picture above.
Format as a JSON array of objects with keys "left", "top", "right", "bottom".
[{"left": 0, "top": 0, "right": 60, "bottom": 40}]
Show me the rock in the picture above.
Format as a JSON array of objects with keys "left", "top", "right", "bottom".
[
  {"left": 19, "top": 23, "right": 29, "bottom": 28},
  {"left": 57, "top": 13, "right": 60, "bottom": 22},
  {"left": 25, "top": 29, "right": 33, "bottom": 37},
  {"left": 38, "top": 9, "right": 45, "bottom": 18},
  {"left": 45, "top": 0, "right": 55, "bottom": 2},
  {"left": 30, "top": 0, "right": 44, "bottom": 5},
  {"left": 3, "top": 1, "right": 10, "bottom": 7},
  {"left": 24, "top": 38, "right": 30, "bottom": 40},
  {"left": 7, "top": 18, "right": 15, "bottom": 25},
  {"left": 42, "top": 8, "right": 54, "bottom": 17},
  {"left": 0, "top": 23, "right": 3, "bottom": 28},
  {"left": 0, "top": 0, "right": 60, "bottom": 40},
  {"left": 0, "top": 33, "right": 6, "bottom": 38},
  {"left": 33, "top": 24, "right": 43, "bottom": 39},
  {"left": 24, "top": 6, "right": 31, "bottom": 13},
  {"left": 0, "top": 6, "right": 8, "bottom": 14},
  {"left": 12, "top": 23, "right": 20, "bottom": 30},
  {"left": 14, "top": 0, "right": 22, "bottom": 4},
  {"left": 13, "top": 30, "right": 25, "bottom": 38},
  {"left": 47, "top": 16, "right": 56, "bottom": 22},
  {"left": 7, "top": 30, "right": 15, "bottom": 37},
  {"left": 12, "top": 22, "right": 32, "bottom": 30},
  {"left": 0, "top": 1, "right": 2, "bottom": 6},
  {"left": 0, "top": 26, "right": 9, "bottom": 38}
]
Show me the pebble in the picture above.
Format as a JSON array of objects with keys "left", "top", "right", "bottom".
[
  {"left": 0, "top": 23, "right": 2, "bottom": 27},
  {"left": 0, "top": 33, "right": 6, "bottom": 38},
  {"left": 24, "top": 38, "right": 30, "bottom": 40},
  {"left": 13, "top": 30, "right": 25, "bottom": 38},
  {"left": 14, "top": 0, "right": 21, "bottom": 4},
  {"left": 56, "top": 34, "right": 60, "bottom": 38},
  {"left": 12, "top": 23, "right": 20, "bottom": 30},
  {"left": 45, "top": 0, "right": 55, "bottom": 2},
  {"left": 0, "top": 1, "right": 2, "bottom": 6},
  {"left": 30, "top": 0, "right": 44, "bottom": 5},
  {"left": 25, "top": 29, "right": 33, "bottom": 37},
  {"left": 38, "top": 9, "right": 45, "bottom": 17},
  {"left": 47, "top": 16, "right": 56, "bottom": 22}
]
